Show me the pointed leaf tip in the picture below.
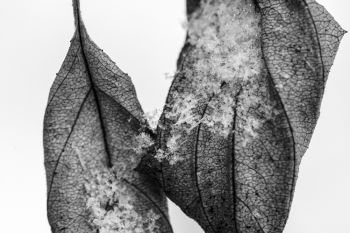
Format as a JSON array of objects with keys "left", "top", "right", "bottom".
[
  {"left": 152, "top": 0, "right": 346, "bottom": 232},
  {"left": 44, "top": 1, "right": 173, "bottom": 232}
]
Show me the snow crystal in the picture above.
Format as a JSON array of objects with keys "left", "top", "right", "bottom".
[
  {"left": 162, "top": 0, "right": 273, "bottom": 163},
  {"left": 84, "top": 167, "right": 160, "bottom": 233},
  {"left": 134, "top": 132, "right": 154, "bottom": 155}
]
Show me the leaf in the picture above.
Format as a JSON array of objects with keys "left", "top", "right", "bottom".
[
  {"left": 186, "top": 0, "right": 202, "bottom": 17},
  {"left": 43, "top": 1, "right": 173, "bottom": 232},
  {"left": 149, "top": 0, "right": 346, "bottom": 233}
]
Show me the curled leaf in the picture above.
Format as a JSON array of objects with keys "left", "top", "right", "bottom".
[
  {"left": 148, "top": 0, "right": 345, "bottom": 232},
  {"left": 43, "top": 1, "right": 173, "bottom": 232}
]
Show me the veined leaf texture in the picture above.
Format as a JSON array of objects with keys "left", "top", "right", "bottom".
[
  {"left": 44, "top": 0, "right": 345, "bottom": 233},
  {"left": 43, "top": 0, "right": 172, "bottom": 232},
  {"left": 153, "top": 0, "right": 346, "bottom": 233}
]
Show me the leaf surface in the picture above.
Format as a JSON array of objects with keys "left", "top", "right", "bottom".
[
  {"left": 44, "top": 1, "right": 173, "bottom": 232},
  {"left": 151, "top": 0, "right": 346, "bottom": 233}
]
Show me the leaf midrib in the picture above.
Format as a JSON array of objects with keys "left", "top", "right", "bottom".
[
  {"left": 193, "top": 95, "right": 218, "bottom": 233},
  {"left": 75, "top": 11, "right": 113, "bottom": 168},
  {"left": 122, "top": 178, "right": 174, "bottom": 233}
]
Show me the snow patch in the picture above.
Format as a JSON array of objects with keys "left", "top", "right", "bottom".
[
  {"left": 84, "top": 167, "right": 160, "bottom": 233},
  {"left": 162, "top": 0, "right": 270, "bottom": 163}
]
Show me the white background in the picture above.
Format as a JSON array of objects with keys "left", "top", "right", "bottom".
[{"left": 0, "top": 0, "right": 349, "bottom": 232}]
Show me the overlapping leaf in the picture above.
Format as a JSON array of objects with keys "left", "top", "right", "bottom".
[
  {"left": 43, "top": 1, "right": 173, "bottom": 232},
  {"left": 149, "top": 0, "right": 346, "bottom": 233}
]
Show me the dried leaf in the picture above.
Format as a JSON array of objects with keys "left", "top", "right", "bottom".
[
  {"left": 151, "top": 0, "right": 345, "bottom": 233},
  {"left": 43, "top": 1, "right": 173, "bottom": 232}
]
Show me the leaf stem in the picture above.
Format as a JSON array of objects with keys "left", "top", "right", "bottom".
[{"left": 72, "top": 0, "right": 81, "bottom": 28}]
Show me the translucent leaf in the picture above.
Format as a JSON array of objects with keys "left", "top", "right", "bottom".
[
  {"left": 148, "top": 0, "right": 346, "bottom": 233},
  {"left": 43, "top": 1, "right": 173, "bottom": 232}
]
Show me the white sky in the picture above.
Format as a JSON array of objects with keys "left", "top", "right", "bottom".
[{"left": 0, "top": 0, "right": 349, "bottom": 232}]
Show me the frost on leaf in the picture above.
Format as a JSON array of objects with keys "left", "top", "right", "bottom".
[
  {"left": 162, "top": 0, "right": 273, "bottom": 164},
  {"left": 134, "top": 132, "right": 154, "bottom": 155},
  {"left": 84, "top": 167, "right": 160, "bottom": 233},
  {"left": 152, "top": 0, "right": 346, "bottom": 233},
  {"left": 43, "top": 1, "right": 172, "bottom": 232}
]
